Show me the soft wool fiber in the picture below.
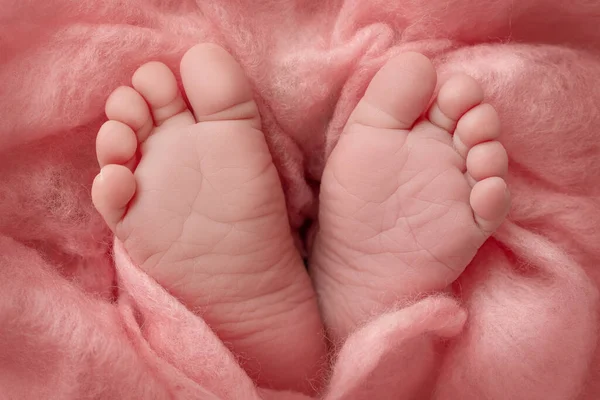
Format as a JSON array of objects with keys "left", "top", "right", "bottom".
[{"left": 1, "top": 1, "right": 600, "bottom": 399}]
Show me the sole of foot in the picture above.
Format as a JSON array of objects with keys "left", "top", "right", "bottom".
[
  {"left": 92, "top": 44, "right": 325, "bottom": 393},
  {"left": 311, "top": 52, "right": 510, "bottom": 342}
]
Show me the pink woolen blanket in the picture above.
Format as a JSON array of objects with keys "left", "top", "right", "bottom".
[{"left": 2, "top": 1, "right": 600, "bottom": 399}]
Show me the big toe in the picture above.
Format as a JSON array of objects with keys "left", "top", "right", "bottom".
[
  {"left": 347, "top": 52, "right": 437, "bottom": 130},
  {"left": 180, "top": 44, "right": 261, "bottom": 127}
]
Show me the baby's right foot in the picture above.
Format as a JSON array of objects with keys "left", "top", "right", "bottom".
[
  {"left": 311, "top": 53, "right": 510, "bottom": 342},
  {"left": 91, "top": 44, "right": 325, "bottom": 393}
]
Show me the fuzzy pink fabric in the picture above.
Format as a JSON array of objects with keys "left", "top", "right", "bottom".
[{"left": 2, "top": 0, "right": 600, "bottom": 398}]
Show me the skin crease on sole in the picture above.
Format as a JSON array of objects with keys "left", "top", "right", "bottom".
[
  {"left": 310, "top": 52, "right": 510, "bottom": 343},
  {"left": 92, "top": 44, "right": 326, "bottom": 394}
]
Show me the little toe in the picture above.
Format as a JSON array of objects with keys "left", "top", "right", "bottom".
[
  {"left": 454, "top": 103, "right": 501, "bottom": 159},
  {"left": 132, "top": 61, "right": 194, "bottom": 129},
  {"left": 466, "top": 141, "right": 509, "bottom": 181},
  {"left": 91, "top": 164, "right": 136, "bottom": 231},
  {"left": 471, "top": 177, "right": 511, "bottom": 234},
  {"left": 96, "top": 120, "right": 138, "bottom": 168},
  {"left": 428, "top": 74, "right": 484, "bottom": 133},
  {"left": 105, "top": 86, "right": 153, "bottom": 142},
  {"left": 179, "top": 43, "right": 261, "bottom": 127},
  {"left": 346, "top": 52, "right": 437, "bottom": 130}
]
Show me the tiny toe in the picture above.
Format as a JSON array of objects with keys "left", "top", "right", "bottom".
[
  {"left": 428, "top": 74, "right": 483, "bottom": 133},
  {"left": 347, "top": 52, "right": 437, "bottom": 130},
  {"left": 92, "top": 164, "right": 136, "bottom": 231},
  {"left": 454, "top": 103, "right": 501, "bottom": 158},
  {"left": 470, "top": 177, "right": 510, "bottom": 234},
  {"left": 105, "top": 86, "right": 153, "bottom": 142},
  {"left": 179, "top": 43, "right": 260, "bottom": 127},
  {"left": 466, "top": 141, "right": 509, "bottom": 181},
  {"left": 96, "top": 120, "right": 138, "bottom": 168},
  {"left": 132, "top": 61, "right": 194, "bottom": 128}
]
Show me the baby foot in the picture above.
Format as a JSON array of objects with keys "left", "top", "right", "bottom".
[
  {"left": 91, "top": 44, "right": 325, "bottom": 393},
  {"left": 311, "top": 53, "right": 510, "bottom": 341}
]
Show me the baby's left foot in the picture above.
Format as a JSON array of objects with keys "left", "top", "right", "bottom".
[{"left": 311, "top": 53, "right": 510, "bottom": 341}]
